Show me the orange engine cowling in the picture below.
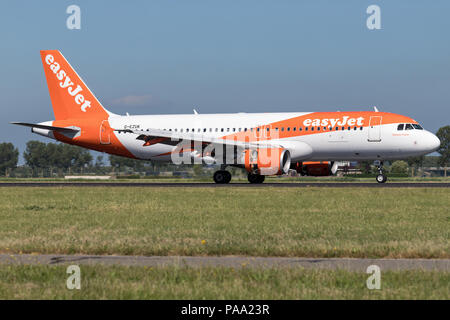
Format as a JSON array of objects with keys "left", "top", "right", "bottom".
[{"left": 243, "top": 148, "right": 291, "bottom": 176}]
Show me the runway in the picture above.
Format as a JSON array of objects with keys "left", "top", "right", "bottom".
[
  {"left": 0, "top": 254, "right": 448, "bottom": 271},
  {"left": 0, "top": 182, "right": 449, "bottom": 188}
]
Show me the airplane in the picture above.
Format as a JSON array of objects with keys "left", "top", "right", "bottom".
[{"left": 12, "top": 50, "right": 441, "bottom": 184}]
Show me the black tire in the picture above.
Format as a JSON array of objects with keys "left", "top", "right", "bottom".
[
  {"left": 223, "top": 171, "right": 232, "bottom": 184},
  {"left": 214, "top": 170, "right": 231, "bottom": 184},
  {"left": 248, "top": 173, "right": 265, "bottom": 184},
  {"left": 376, "top": 174, "right": 387, "bottom": 183}
]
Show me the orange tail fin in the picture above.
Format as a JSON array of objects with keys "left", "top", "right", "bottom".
[{"left": 40, "top": 50, "right": 112, "bottom": 120}]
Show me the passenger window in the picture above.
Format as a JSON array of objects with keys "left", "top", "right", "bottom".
[
  {"left": 299, "top": 127, "right": 302, "bottom": 131},
  {"left": 221, "top": 128, "right": 224, "bottom": 132},
  {"left": 305, "top": 127, "right": 308, "bottom": 131},
  {"left": 405, "top": 124, "right": 414, "bottom": 130},
  {"left": 311, "top": 127, "right": 314, "bottom": 131},
  {"left": 287, "top": 127, "right": 290, "bottom": 131},
  {"left": 397, "top": 124, "right": 404, "bottom": 131},
  {"left": 203, "top": 128, "right": 206, "bottom": 132},
  {"left": 293, "top": 127, "right": 296, "bottom": 131},
  {"left": 281, "top": 127, "right": 284, "bottom": 132},
  {"left": 360, "top": 127, "right": 363, "bottom": 130},
  {"left": 317, "top": 127, "right": 320, "bottom": 131}
]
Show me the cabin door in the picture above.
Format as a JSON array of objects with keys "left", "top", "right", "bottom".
[{"left": 368, "top": 116, "right": 382, "bottom": 142}]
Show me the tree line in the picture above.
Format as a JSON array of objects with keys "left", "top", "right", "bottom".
[
  {"left": 0, "top": 140, "right": 190, "bottom": 177},
  {"left": 0, "top": 125, "right": 449, "bottom": 177}
]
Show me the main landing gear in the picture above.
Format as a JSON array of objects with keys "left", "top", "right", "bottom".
[
  {"left": 247, "top": 173, "right": 265, "bottom": 184},
  {"left": 375, "top": 161, "right": 387, "bottom": 184},
  {"left": 212, "top": 170, "right": 265, "bottom": 184},
  {"left": 213, "top": 170, "right": 232, "bottom": 184}
]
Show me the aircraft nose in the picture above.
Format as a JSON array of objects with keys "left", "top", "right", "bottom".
[{"left": 425, "top": 132, "right": 440, "bottom": 152}]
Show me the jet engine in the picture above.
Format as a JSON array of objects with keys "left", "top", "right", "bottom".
[{"left": 242, "top": 148, "right": 291, "bottom": 175}]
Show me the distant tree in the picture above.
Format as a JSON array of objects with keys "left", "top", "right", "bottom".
[
  {"left": 70, "top": 145, "right": 93, "bottom": 170},
  {"left": 95, "top": 155, "right": 104, "bottom": 167},
  {"left": 0, "top": 142, "right": 19, "bottom": 176},
  {"left": 436, "top": 125, "right": 450, "bottom": 177},
  {"left": 24, "top": 141, "right": 92, "bottom": 174},
  {"left": 406, "top": 156, "right": 425, "bottom": 177},
  {"left": 109, "top": 155, "right": 151, "bottom": 173},
  {"left": 422, "top": 156, "right": 440, "bottom": 168},
  {"left": 390, "top": 160, "right": 408, "bottom": 175},
  {"left": 23, "top": 141, "right": 48, "bottom": 169}
]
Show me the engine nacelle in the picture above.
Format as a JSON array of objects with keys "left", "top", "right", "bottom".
[
  {"left": 291, "top": 161, "right": 332, "bottom": 176},
  {"left": 242, "top": 148, "right": 291, "bottom": 176}
]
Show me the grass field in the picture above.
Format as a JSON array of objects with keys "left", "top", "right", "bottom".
[
  {"left": 0, "top": 187, "right": 448, "bottom": 258},
  {"left": 0, "top": 265, "right": 448, "bottom": 299}
]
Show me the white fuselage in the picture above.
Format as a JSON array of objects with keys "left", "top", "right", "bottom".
[{"left": 107, "top": 111, "right": 439, "bottom": 162}]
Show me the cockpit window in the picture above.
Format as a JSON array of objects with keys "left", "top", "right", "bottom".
[
  {"left": 397, "top": 124, "right": 404, "bottom": 131},
  {"left": 405, "top": 124, "right": 414, "bottom": 130},
  {"left": 412, "top": 124, "right": 423, "bottom": 130}
]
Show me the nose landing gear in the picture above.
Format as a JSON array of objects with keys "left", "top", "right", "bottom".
[{"left": 375, "top": 161, "right": 387, "bottom": 183}]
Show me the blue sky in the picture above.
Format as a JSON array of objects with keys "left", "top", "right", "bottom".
[{"left": 1, "top": 0, "right": 449, "bottom": 161}]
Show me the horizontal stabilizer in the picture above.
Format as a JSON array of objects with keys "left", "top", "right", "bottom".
[{"left": 10, "top": 122, "right": 80, "bottom": 134}]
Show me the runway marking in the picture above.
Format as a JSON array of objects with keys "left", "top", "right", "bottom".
[
  {"left": 0, "top": 254, "right": 448, "bottom": 271},
  {"left": 0, "top": 182, "right": 449, "bottom": 188}
]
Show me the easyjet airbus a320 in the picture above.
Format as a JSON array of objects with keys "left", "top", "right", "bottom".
[{"left": 12, "top": 51, "right": 440, "bottom": 183}]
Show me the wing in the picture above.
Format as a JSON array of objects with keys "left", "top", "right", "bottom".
[{"left": 114, "top": 128, "right": 281, "bottom": 149}]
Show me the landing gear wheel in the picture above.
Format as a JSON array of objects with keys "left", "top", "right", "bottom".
[
  {"left": 375, "top": 161, "right": 387, "bottom": 183},
  {"left": 213, "top": 170, "right": 232, "bottom": 184},
  {"left": 248, "top": 173, "right": 265, "bottom": 184},
  {"left": 376, "top": 174, "right": 387, "bottom": 183}
]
